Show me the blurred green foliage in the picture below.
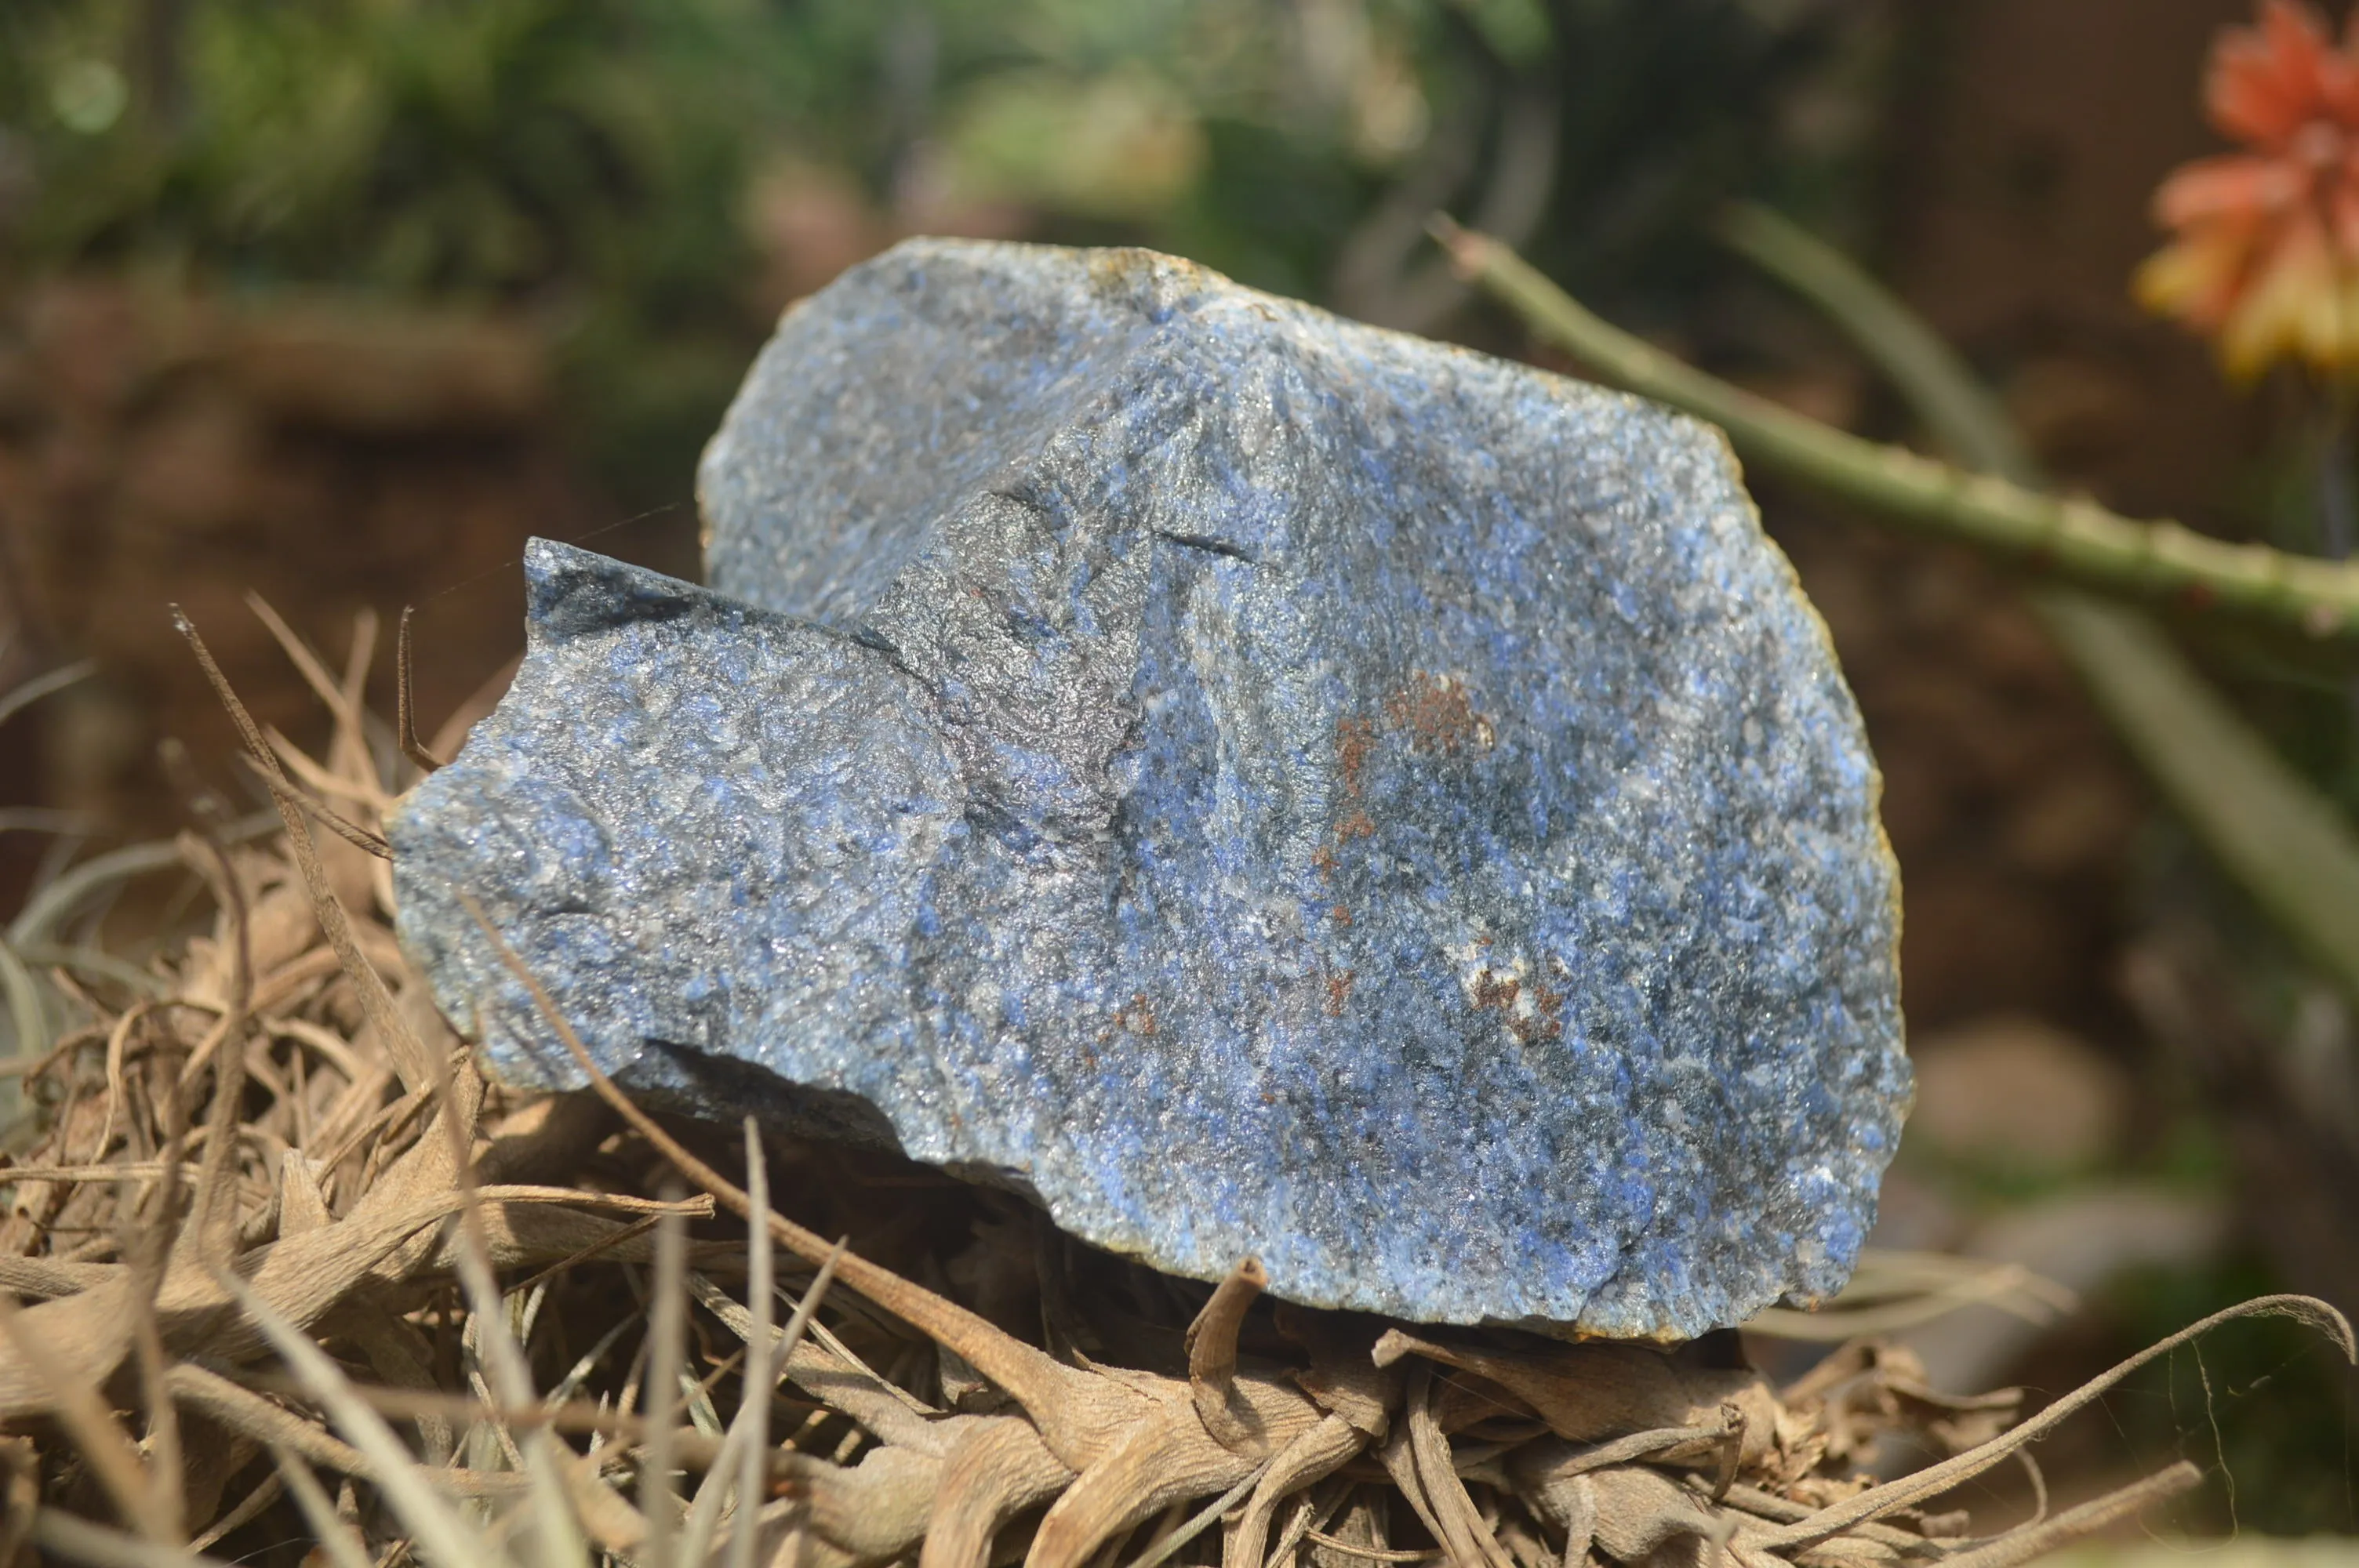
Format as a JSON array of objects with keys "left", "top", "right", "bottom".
[
  {"left": 0, "top": 0, "right": 1889, "bottom": 506},
  {"left": 2105, "top": 1255, "right": 2358, "bottom": 1536}
]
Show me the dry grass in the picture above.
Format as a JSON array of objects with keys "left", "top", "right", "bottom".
[{"left": 0, "top": 608, "right": 2346, "bottom": 1568}]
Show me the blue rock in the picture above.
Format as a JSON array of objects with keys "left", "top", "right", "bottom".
[{"left": 390, "top": 240, "right": 1908, "bottom": 1339}]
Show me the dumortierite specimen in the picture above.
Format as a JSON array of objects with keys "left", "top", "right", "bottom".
[{"left": 391, "top": 240, "right": 1909, "bottom": 1339}]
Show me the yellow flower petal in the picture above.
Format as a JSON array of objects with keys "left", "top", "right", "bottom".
[
  {"left": 2219, "top": 214, "right": 2336, "bottom": 379},
  {"left": 2220, "top": 267, "right": 2301, "bottom": 380},
  {"left": 2134, "top": 236, "right": 2237, "bottom": 318}
]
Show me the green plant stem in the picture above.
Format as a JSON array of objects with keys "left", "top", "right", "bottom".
[
  {"left": 1714, "top": 205, "right": 2044, "bottom": 482},
  {"left": 1711, "top": 205, "right": 2038, "bottom": 482},
  {"left": 1714, "top": 202, "right": 2359, "bottom": 1002},
  {"left": 1434, "top": 216, "right": 2359, "bottom": 643},
  {"left": 1436, "top": 210, "right": 2359, "bottom": 999}
]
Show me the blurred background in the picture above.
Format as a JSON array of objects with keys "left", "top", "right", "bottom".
[{"left": 0, "top": 0, "right": 2354, "bottom": 1543}]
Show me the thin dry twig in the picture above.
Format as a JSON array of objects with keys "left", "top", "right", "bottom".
[{"left": 398, "top": 607, "right": 448, "bottom": 775}]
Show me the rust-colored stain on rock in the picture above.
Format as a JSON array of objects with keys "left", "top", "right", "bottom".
[{"left": 1383, "top": 670, "right": 1496, "bottom": 755}]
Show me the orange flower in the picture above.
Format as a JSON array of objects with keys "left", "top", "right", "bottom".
[{"left": 2135, "top": 0, "right": 2359, "bottom": 379}]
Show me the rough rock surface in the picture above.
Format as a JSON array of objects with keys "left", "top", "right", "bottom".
[{"left": 391, "top": 240, "right": 1908, "bottom": 1338}]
